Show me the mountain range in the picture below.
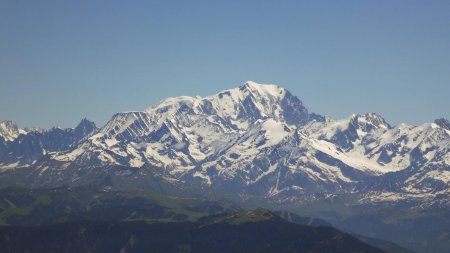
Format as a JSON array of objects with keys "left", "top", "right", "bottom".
[
  {"left": 1, "top": 81, "right": 448, "bottom": 207},
  {"left": 0, "top": 81, "right": 449, "bottom": 252}
]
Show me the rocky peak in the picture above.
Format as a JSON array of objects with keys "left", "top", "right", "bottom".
[
  {"left": 0, "top": 120, "right": 27, "bottom": 141},
  {"left": 74, "top": 118, "right": 97, "bottom": 136},
  {"left": 351, "top": 113, "right": 391, "bottom": 132},
  {"left": 434, "top": 118, "right": 450, "bottom": 130}
]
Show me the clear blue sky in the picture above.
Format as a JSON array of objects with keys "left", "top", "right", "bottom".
[{"left": 1, "top": 1, "right": 449, "bottom": 129}]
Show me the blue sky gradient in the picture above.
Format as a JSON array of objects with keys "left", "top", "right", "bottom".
[{"left": 1, "top": 1, "right": 449, "bottom": 128}]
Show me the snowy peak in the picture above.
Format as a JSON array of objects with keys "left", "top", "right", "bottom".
[
  {"left": 144, "top": 81, "right": 309, "bottom": 127},
  {"left": 214, "top": 81, "right": 308, "bottom": 125},
  {"left": 239, "top": 81, "right": 286, "bottom": 99},
  {"left": 0, "top": 120, "right": 27, "bottom": 141},
  {"left": 311, "top": 113, "right": 390, "bottom": 150},
  {"left": 352, "top": 113, "right": 391, "bottom": 131}
]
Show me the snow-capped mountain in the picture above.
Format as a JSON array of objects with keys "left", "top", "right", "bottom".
[
  {"left": 54, "top": 81, "right": 309, "bottom": 168},
  {"left": 0, "top": 81, "right": 448, "bottom": 207},
  {"left": 0, "top": 121, "right": 27, "bottom": 142},
  {"left": 0, "top": 119, "right": 98, "bottom": 167}
]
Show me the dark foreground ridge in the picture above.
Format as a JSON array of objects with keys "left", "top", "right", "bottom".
[
  {"left": 0, "top": 187, "right": 416, "bottom": 253},
  {"left": 0, "top": 208, "right": 384, "bottom": 253}
]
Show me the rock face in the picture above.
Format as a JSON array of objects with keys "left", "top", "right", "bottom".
[
  {"left": 0, "top": 120, "right": 27, "bottom": 142},
  {"left": 0, "top": 119, "right": 97, "bottom": 165},
  {"left": 0, "top": 81, "right": 449, "bottom": 207},
  {"left": 435, "top": 118, "right": 450, "bottom": 130}
]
